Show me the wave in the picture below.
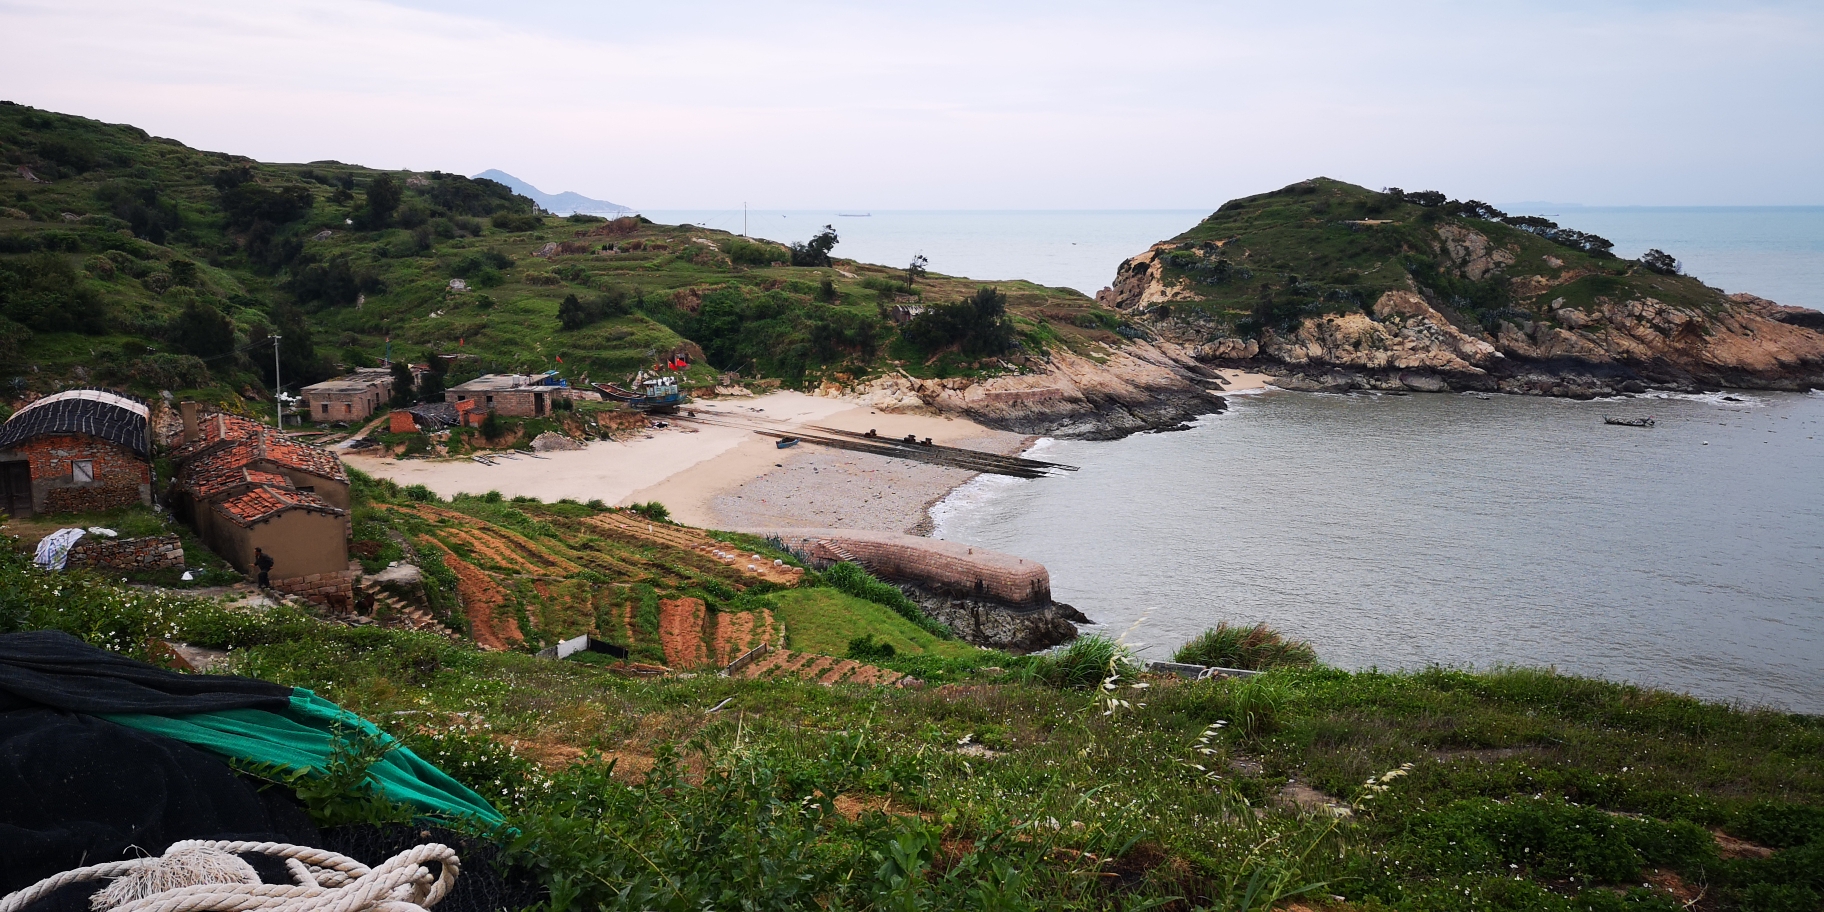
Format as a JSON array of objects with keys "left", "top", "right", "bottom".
[
  {"left": 928, "top": 436, "right": 1057, "bottom": 538},
  {"left": 1635, "top": 389, "right": 1767, "bottom": 408}
]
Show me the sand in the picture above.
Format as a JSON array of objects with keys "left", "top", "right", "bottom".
[
  {"left": 1215, "top": 368, "right": 1273, "bottom": 392},
  {"left": 346, "top": 390, "right": 1025, "bottom": 534}
]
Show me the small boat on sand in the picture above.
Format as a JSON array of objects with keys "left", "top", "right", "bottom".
[
  {"left": 776, "top": 437, "right": 800, "bottom": 449},
  {"left": 1604, "top": 416, "right": 1655, "bottom": 428}
]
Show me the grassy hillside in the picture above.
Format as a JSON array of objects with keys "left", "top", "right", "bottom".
[
  {"left": 1140, "top": 177, "right": 1731, "bottom": 337},
  {"left": 0, "top": 102, "right": 1121, "bottom": 414},
  {"left": 3, "top": 545, "right": 1821, "bottom": 911}
]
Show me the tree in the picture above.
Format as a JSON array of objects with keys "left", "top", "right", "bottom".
[
  {"left": 169, "top": 300, "right": 235, "bottom": 358},
  {"left": 906, "top": 254, "right": 928, "bottom": 285},
  {"left": 1641, "top": 249, "right": 1681, "bottom": 276},
  {"left": 789, "top": 225, "right": 839, "bottom": 267},
  {"left": 420, "top": 356, "right": 447, "bottom": 400},
  {"left": 559, "top": 292, "right": 599, "bottom": 331},
  {"left": 362, "top": 174, "right": 402, "bottom": 228},
  {"left": 900, "top": 286, "right": 1016, "bottom": 357},
  {"left": 390, "top": 359, "right": 416, "bottom": 406}
]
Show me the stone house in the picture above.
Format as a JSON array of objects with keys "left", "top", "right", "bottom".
[
  {"left": 0, "top": 389, "right": 153, "bottom": 517},
  {"left": 301, "top": 367, "right": 410, "bottom": 424},
  {"left": 444, "top": 374, "right": 555, "bottom": 418},
  {"left": 168, "top": 405, "right": 354, "bottom": 606}
]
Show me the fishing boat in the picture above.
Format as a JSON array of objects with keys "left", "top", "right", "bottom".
[
  {"left": 776, "top": 436, "right": 800, "bottom": 449},
  {"left": 1604, "top": 416, "right": 1655, "bottom": 428},
  {"left": 595, "top": 375, "right": 686, "bottom": 412}
]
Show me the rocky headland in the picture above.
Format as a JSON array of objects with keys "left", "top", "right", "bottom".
[{"left": 1094, "top": 180, "right": 1824, "bottom": 399}]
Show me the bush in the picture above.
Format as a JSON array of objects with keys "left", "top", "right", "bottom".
[
  {"left": 789, "top": 225, "right": 839, "bottom": 267},
  {"left": 1641, "top": 248, "right": 1681, "bottom": 276},
  {"left": 1174, "top": 622, "right": 1316, "bottom": 670},
  {"left": 899, "top": 286, "right": 1016, "bottom": 358},
  {"left": 847, "top": 634, "right": 897, "bottom": 661},
  {"left": 490, "top": 211, "right": 542, "bottom": 232},
  {"left": 1029, "top": 635, "right": 1138, "bottom": 690},
  {"left": 628, "top": 501, "right": 670, "bottom": 522},
  {"left": 725, "top": 238, "right": 786, "bottom": 266}
]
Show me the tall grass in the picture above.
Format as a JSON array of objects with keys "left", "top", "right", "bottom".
[
  {"left": 1174, "top": 622, "right": 1316, "bottom": 670},
  {"left": 1029, "top": 635, "right": 1140, "bottom": 691}
]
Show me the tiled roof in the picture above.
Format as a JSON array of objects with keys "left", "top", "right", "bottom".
[
  {"left": 212, "top": 485, "right": 345, "bottom": 527},
  {"left": 0, "top": 387, "right": 150, "bottom": 458},
  {"left": 175, "top": 414, "right": 347, "bottom": 489}
]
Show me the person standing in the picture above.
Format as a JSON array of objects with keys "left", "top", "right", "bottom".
[{"left": 253, "top": 547, "right": 275, "bottom": 589}]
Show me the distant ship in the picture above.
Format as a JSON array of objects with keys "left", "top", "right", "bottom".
[{"left": 836, "top": 212, "right": 872, "bottom": 217}]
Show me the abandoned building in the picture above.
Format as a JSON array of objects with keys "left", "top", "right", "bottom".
[
  {"left": 0, "top": 388, "right": 153, "bottom": 517},
  {"left": 301, "top": 366, "right": 415, "bottom": 424},
  {"left": 168, "top": 404, "right": 353, "bottom": 601},
  {"left": 444, "top": 373, "right": 558, "bottom": 418}
]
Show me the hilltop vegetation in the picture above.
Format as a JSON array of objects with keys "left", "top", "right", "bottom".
[
  {"left": 0, "top": 102, "right": 1121, "bottom": 413},
  {"left": 1126, "top": 178, "right": 1726, "bottom": 335}
]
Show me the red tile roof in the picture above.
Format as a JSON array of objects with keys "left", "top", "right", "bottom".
[
  {"left": 212, "top": 485, "right": 345, "bottom": 527},
  {"left": 175, "top": 415, "right": 347, "bottom": 497}
]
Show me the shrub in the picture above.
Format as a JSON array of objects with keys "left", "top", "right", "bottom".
[
  {"left": 847, "top": 634, "right": 897, "bottom": 661},
  {"left": 490, "top": 211, "right": 542, "bottom": 232},
  {"left": 899, "top": 286, "right": 1016, "bottom": 357},
  {"left": 789, "top": 225, "right": 839, "bottom": 267},
  {"left": 1641, "top": 248, "right": 1681, "bottom": 276},
  {"left": 403, "top": 484, "right": 436, "bottom": 503},
  {"left": 725, "top": 238, "right": 786, "bottom": 266},
  {"left": 479, "top": 411, "right": 505, "bottom": 439},
  {"left": 1174, "top": 622, "right": 1316, "bottom": 670},
  {"left": 628, "top": 501, "right": 671, "bottom": 522},
  {"left": 1030, "top": 635, "right": 1139, "bottom": 691}
]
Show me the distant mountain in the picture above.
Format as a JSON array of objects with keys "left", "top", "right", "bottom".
[{"left": 472, "top": 169, "right": 629, "bottom": 216}]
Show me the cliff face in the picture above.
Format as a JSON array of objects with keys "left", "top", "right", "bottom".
[{"left": 1096, "top": 182, "right": 1824, "bottom": 397}]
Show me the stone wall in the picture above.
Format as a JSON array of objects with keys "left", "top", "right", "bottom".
[
  {"left": 4, "top": 434, "right": 151, "bottom": 514},
  {"left": 271, "top": 568, "right": 359, "bottom": 612},
  {"left": 67, "top": 533, "right": 184, "bottom": 572}
]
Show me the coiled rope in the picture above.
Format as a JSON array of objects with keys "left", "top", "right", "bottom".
[{"left": 0, "top": 841, "right": 459, "bottom": 912}]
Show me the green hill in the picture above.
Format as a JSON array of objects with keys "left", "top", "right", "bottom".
[
  {"left": 1132, "top": 177, "right": 1725, "bottom": 334},
  {"left": 0, "top": 102, "right": 1113, "bottom": 412}
]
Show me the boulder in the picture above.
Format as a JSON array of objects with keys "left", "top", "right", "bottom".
[{"left": 532, "top": 431, "right": 583, "bottom": 452}]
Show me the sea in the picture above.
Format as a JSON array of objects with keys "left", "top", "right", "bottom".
[{"left": 646, "top": 205, "right": 1824, "bottom": 713}]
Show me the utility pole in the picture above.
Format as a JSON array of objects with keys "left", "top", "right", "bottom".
[
  {"left": 743, "top": 202, "right": 747, "bottom": 238},
  {"left": 272, "top": 334, "right": 283, "bottom": 430}
]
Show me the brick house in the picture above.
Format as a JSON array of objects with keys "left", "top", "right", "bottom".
[
  {"left": 301, "top": 367, "right": 405, "bottom": 424},
  {"left": 0, "top": 389, "right": 153, "bottom": 517},
  {"left": 168, "top": 404, "right": 354, "bottom": 605},
  {"left": 444, "top": 374, "right": 554, "bottom": 418}
]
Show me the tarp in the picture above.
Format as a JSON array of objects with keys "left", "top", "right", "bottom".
[
  {"left": 107, "top": 690, "right": 503, "bottom": 825},
  {"left": 0, "top": 631, "right": 502, "bottom": 826}
]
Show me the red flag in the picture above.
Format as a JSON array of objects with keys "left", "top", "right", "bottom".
[
  {"left": 458, "top": 338, "right": 464, "bottom": 347},
  {"left": 555, "top": 354, "right": 563, "bottom": 364}
]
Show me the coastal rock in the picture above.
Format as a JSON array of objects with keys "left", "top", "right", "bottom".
[
  {"left": 899, "top": 584, "right": 1080, "bottom": 653},
  {"left": 1437, "top": 224, "right": 1515, "bottom": 281}
]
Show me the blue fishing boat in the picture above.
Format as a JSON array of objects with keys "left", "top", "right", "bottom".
[{"left": 596, "top": 376, "right": 686, "bottom": 412}]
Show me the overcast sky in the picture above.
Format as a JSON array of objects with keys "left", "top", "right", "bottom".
[{"left": 3, "top": 0, "right": 1821, "bottom": 209}]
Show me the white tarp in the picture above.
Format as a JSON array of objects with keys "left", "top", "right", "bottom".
[{"left": 33, "top": 528, "right": 87, "bottom": 571}]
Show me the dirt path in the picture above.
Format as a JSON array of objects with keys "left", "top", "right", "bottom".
[{"left": 658, "top": 597, "right": 709, "bottom": 669}]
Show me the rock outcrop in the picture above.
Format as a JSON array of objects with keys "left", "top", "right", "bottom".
[
  {"left": 900, "top": 584, "right": 1087, "bottom": 654},
  {"left": 1098, "top": 227, "right": 1824, "bottom": 397},
  {"left": 830, "top": 339, "right": 1224, "bottom": 439}
]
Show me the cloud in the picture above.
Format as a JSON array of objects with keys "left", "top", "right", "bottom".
[{"left": 2, "top": 0, "right": 1820, "bottom": 206}]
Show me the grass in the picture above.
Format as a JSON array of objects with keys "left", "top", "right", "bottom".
[
  {"left": 1173, "top": 622, "right": 1317, "bottom": 671},
  {"left": 4, "top": 544, "right": 1822, "bottom": 910},
  {"left": 770, "top": 587, "right": 977, "bottom": 660}
]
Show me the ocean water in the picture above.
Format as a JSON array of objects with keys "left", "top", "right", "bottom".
[
  {"left": 640, "top": 209, "right": 1207, "bottom": 297},
  {"left": 934, "top": 390, "right": 1824, "bottom": 713}
]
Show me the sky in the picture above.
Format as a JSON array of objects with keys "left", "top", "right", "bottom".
[{"left": 2, "top": 0, "right": 1821, "bottom": 210}]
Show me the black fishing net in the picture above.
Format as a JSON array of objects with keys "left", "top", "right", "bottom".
[{"left": 316, "top": 824, "right": 545, "bottom": 912}]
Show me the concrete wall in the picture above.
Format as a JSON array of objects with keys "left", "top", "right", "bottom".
[
  {"left": 306, "top": 390, "right": 385, "bottom": 423},
  {"left": 0, "top": 435, "right": 151, "bottom": 515},
  {"left": 763, "top": 527, "right": 1052, "bottom": 607}
]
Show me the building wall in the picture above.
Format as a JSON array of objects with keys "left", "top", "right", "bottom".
[
  {"left": 270, "top": 568, "right": 359, "bottom": 612},
  {"left": 306, "top": 391, "right": 383, "bottom": 423},
  {"left": 220, "top": 508, "right": 352, "bottom": 580},
  {"left": 0, "top": 435, "right": 151, "bottom": 514},
  {"left": 444, "top": 388, "right": 548, "bottom": 417}
]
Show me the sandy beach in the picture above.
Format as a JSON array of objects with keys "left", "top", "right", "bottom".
[{"left": 346, "top": 391, "right": 1027, "bottom": 533}]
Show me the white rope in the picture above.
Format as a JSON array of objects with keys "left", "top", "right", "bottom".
[{"left": 0, "top": 842, "right": 459, "bottom": 912}]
